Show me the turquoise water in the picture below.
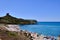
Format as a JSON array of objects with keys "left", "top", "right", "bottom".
[{"left": 20, "top": 22, "right": 60, "bottom": 37}]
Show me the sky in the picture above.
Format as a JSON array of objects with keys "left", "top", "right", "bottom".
[{"left": 0, "top": 0, "right": 60, "bottom": 22}]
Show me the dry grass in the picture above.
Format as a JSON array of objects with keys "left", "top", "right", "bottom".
[{"left": 0, "top": 30, "right": 31, "bottom": 40}]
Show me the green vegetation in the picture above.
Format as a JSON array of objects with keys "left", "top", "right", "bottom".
[
  {"left": 0, "top": 13, "right": 37, "bottom": 25},
  {"left": 6, "top": 31, "right": 18, "bottom": 37}
]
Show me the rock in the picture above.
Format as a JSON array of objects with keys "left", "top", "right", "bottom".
[{"left": 5, "top": 24, "right": 20, "bottom": 32}]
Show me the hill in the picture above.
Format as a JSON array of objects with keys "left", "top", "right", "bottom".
[{"left": 0, "top": 13, "right": 37, "bottom": 25}]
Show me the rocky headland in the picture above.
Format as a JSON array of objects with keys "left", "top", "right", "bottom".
[{"left": 0, "top": 13, "right": 37, "bottom": 25}]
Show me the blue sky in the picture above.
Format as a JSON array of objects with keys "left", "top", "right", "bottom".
[{"left": 0, "top": 0, "right": 60, "bottom": 22}]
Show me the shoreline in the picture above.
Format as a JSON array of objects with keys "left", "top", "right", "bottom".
[
  {"left": 0, "top": 24, "right": 59, "bottom": 40},
  {"left": 20, "top": 29, "right": 57, "bottom": 40}
]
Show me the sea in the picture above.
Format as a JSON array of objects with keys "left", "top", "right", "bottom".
[{"left": 20, "top": 22, "right": 60, "bottom": 37}]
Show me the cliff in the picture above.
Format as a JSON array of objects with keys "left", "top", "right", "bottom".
[{"left": 0, "top": 13, "right": 37, "bottom": 25}]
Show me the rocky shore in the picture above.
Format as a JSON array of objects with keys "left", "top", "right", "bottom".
[
  {"left": 0, "top": 24, "right": 31, "bottom": 40},
  {"left": 0, "top": 24, "right": 60, "bottom": 40},
  {"left": 19, "top": 30, "right": 58, "bottom": 40}
]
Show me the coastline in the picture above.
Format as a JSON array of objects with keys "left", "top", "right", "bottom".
[
  {"left": 20, "top": 29, "right": 57, "bottom": 40},
  {"left": 19, "top": 24, "right": 60, "bottom": 40},
  {"left": 0, "top": 24, "right": 59, "bottom": 40}
]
